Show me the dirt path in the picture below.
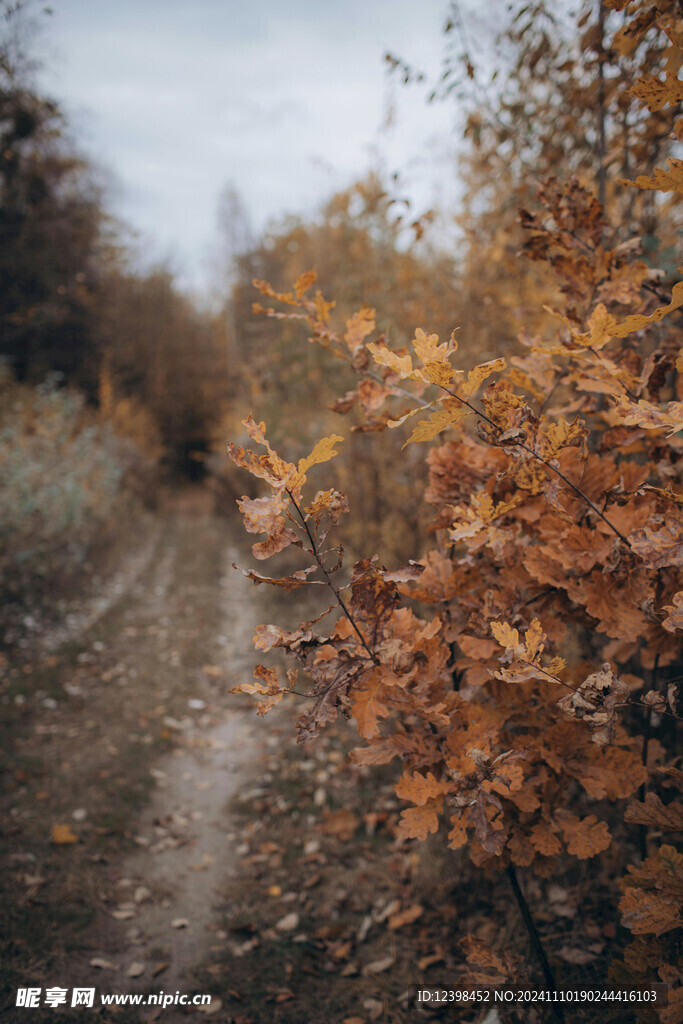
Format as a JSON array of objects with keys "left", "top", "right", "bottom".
[{"left": 1, "top": 487, "right": 290, "bottom": 1021}]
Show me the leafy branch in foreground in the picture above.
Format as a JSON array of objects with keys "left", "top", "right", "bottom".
[{"left": 228, "top": 1, "right": 682, "bottom": 1008}]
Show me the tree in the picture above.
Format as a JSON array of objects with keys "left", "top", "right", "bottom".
[{"left": 0, "top": 2, "right": 104, "bottom": 393}]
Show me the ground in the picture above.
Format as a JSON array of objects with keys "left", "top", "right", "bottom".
[{"left": 0, "top": 489, "right": 633, "bottom": 1024}]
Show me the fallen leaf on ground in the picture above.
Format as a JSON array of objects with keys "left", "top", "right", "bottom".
[
  {"left": 318, "top": 808, "right": 360, "bottom": 841},
  {"left": 111, "top": 908, "right": 137, "bottom": 920},
  {"left": 127, "top": 962, "right": 145, "bottom": 977},
  {"left": 362, "top": 955, "right": 394, "bottom": 975},
  {"left": 363, "top": 998, "right": 384, "bottom": 1020},
  {"left": 51, "top": 824, "right": 78, "bottom": 844},
  {"left": 196, "top": 998, "right": 223, "bottom": 1015},
  {"left": 275, "top": 912, "right": 299, "bottom": 932},
  {"left": 417, "top": 951, "right": 444, "bottom": 970},
  {"left": 171, "top": 918, "right": 189, "bottom": 929},
  {"left": 90, "top": 958, "right": 116, "bottom": 970},
  {"left": 556, "top": 947, "right": 598, "bottom": 964},
  {"left": 388, "top": 903, "right": 423, "bottom": 930}
]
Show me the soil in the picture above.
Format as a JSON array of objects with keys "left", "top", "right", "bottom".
[{"left": 1, "top": 489, "right": 280, "bottom": 1021}]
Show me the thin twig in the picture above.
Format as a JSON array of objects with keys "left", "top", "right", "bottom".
[
  {"left": 506, "top": 864, "right": 566, "bottom": 1024},
  {"left": 440, "top": 382, "right": 632, "bottom": 546},
  {"left": 286, "top": 488, "right": 377, "bottom": 664}
]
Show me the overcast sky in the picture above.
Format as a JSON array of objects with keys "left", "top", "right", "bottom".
[{"left": 36, "top": 0, "right": 462, "bottom": 296}]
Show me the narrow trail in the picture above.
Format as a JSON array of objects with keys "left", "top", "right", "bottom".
[{"left": 2, "top": 487, "right": 296, "bottom": 1021}]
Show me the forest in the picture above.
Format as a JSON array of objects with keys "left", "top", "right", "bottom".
[{"left": 1, "top": 1, "right": 681, "bottom": 1023}]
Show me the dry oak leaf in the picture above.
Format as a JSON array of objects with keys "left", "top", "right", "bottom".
[
  {"left": 51, "top": 824, "right": 78, "bottom": 845},
  {"left": 538, "top": 416, "right": 587, "bottom": 459},
  {"left": 572, "top": 745, "right": 647, "bottom": 801},
  {"left": 460, "top": 935, "right": 508, "bottom": 983},
  {"left": 234, "top": 565, "right": 322, "bottom": 593},
  {"left": 313, "top": 289, "right": 335, "bottom": 323},
  {"left": 619, "top": 887, "right": 681, "bottom": 936},
  {"left": 448, "top": 812, "right": 469, "bottom": 850},
  {"left": 557, "top": 664, "right": 630, "bottom": 748},
  {"left": 318, "top": 808, "right": 360, "bottom": 842},
  {"left": 559, "top": 814, "right": 611, "bottom": 859},
  {"left": 395, "top": 770, "right": 448, "bottom": 806},
  {"left": 296, "top": 434, "right": 345, "bottom": 482},
  {"left": 402, "top": 401, "right": 470, "bottom": 448},
  {"left": 662, "top": 592, "right": 683, "bottom": 633},
  {"left": 460, "top": 357, "right": 506, "bottom": 398},
  {"left": 631, "top": 73, "right": 683, "bottom": 111},
  {"left": 612, "top": 276, "right": 683, "bottom": 337},
  {"left": 388, "top": 904, "right": 424, "bottom": 930},
  {"left": 629, "top": 521, "right": 683, "bottom": 569},
  {"left": 490, "top": 620, "right": 524, "bottom": 657},
  {"left": 529, "top": 821, "right": 563, "bottom": 857},
  {"left": 571, "top": 304, "right": 617, "bottom": 349},
  {"left": 621, "top": 158, "right": 683, "bottom": 195},
  {"left": 230, "top": 664, "right": 285, "bottom": 717},
  {"left": 350, "top": 668, "right": 390, "bottom": 740},
  {"left": 294, "top": 269, "right": 317, "bottom": 299},
  {"left": 397, "top": 800, "right": 441, "bottom": 841},
  {"left": 344, "top": 307, "right": 375, "bottom": 351},
  {"left": 624, "top": 793, "right": 683, "bottom": 832}
]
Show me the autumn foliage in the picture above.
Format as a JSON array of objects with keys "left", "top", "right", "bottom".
[{"left": 229, "top": 2, "right": 682, "bottom": 1011}]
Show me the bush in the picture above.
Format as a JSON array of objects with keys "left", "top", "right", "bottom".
[{"left": 0, "top": 369, "right": 152, "bottom": 612}]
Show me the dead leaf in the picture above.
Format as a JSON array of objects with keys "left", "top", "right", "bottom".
[
  {"left": 171, "top": 918, "right": 189, "bottom": 929},
  {"left": 362, "top": 955, "right": 394, "bottom": 975},
  {"left": 51, "top": 824, "right": 78, "bottom": 845},
  {"left": 275, "top": 912, "right": 299, "bottom": 932},
  {"left": 318, "top": 808, "right": 360, "bottom": 841},
  {"left": 196, "top": 998, "right": 223, "bottom": 1015},
  {"left": 557, "top": 947, "right": 598, "bottom": 965},
  {"left": 388, "top": 904, "right": 424, "bottom": 930}
]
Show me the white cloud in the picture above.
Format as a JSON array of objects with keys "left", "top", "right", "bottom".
[{"left": 39, "top": 0, "right": 459, "bottom": 292}]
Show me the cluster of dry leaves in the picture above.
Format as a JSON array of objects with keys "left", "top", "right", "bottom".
[{"left": 229, "top": 2, "right": 682, "bottom": 1016}]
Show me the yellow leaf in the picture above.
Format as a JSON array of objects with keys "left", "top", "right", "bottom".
[
  {"left": 422, "top": 361, "right": 457, "bottom": 386},
  {"left": 613, "top": 398, "right": 683, "bottom": 436},
  {"left": 402, "top": 402, "right": 470, "bottom": 447},
  {"left": 620, "top": 158, "right": 683, "bottom": 195},
  {"left": 572, "top": 303, "right": 617, "bottom": 349},
  {"left": 51, "top": 824, "right": 78, "bottom": 845},
  {"left": 461, "top": 358, "right": 506, "bottom": 398},
  {"left": 491, "top": 621, "right": 522, "bottom": 654},
  {"left": 294, "top": 269, "right": 317, "bottom": 299},
  {"left": 612, "top": 280, "right": 683, "bottom": 338},
  {"left": 412, "top": 327, "right": 450, "bottom": 365},
  {"left": 367, "top": 341, "right": 412, "bottom": 378},
  {"left": 524, "top": 619, "right": 545, "bottom": 661},
  {"left": 297, "top": 434, "right": 344, "bottom": 479},
  {"left": 539, "top": 417, "right": 587, "bottom": 459},
  {"left": 344, "top": 307, "right": 375, "bottom": 351},
  {"left": 631, "top": 72, "right": 683, "bottom": 112},
  {"left": 388, "top": 903, "right": 424, "bottom": 930},
  {"left": 313, "top": 290, "right": 335, "bottom": 323}
]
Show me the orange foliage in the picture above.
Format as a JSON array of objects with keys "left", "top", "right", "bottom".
[{"left": 229, "top": 0, "right": 682, "bottom": 1006}]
